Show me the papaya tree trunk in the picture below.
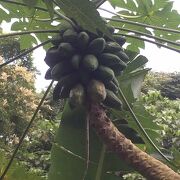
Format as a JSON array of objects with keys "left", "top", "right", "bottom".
[{"left": 89, "top": 103, "right": 180, "bottom": 180}]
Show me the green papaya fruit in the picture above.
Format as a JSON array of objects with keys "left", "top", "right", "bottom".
[
  {"left": 82, "top": 54, "right": 99, "bottom": 71},
  {"left": 98, "top": 53, "right": 122, "bottom": 66},
  {"left": 63, "top": 29, "right": 78, "bottom": 43},
  {"left": 44, "top": 47, "right": 64, "bottom": 68},
  {"left": 114, "top": 51, "right": 129, "bottom": 62},
  {"left": 51, "top": 35, "right": 63, "bottom": 46},
  {"left": 85, "top": 31, "right": 99, "bottom": 41},
  {"left": 104, "top": 41, "right": 122, "bottom": 53},
  {"left": 109, "top": 61, "right": 127, "bottom": 75},
  {"left": 94, "top": 65, "right": 114, "bottom": 81},
  {"left": 88, "top": 38, "right": 106, "bottom": 55},
  {"left": 103, "top": 89, "right": 122, "bottom": 109},
  {"left": 53, "top": 73, "right": 80, "bottom": 100},
  {"left": 77, "top": 31, "right": 90, "bottom": 49},
  {"left": 71, "top": 54, "right": 82, "bottom": 69},
  {"left": 58, "top": 42, "right": 75, "bottom": 58},
  {"left": 69, "top": 84, "right": 85, "bottom": 108},
  {"left": 104, "top": 80, "right": 118, "bottom": 93},
  {"left": 45, "top": 68, "right": 52, "bottom": 80},
  {"left": 113, "top": 35, "right": 126, "bottom": 46},
  {"left": 51, "top": 61, "right": 73, "bottom": 81},
  {"left": 87, "top": 79, "right": 106, "bottom": 103}
]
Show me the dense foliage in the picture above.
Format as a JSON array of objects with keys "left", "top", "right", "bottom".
[{"left": 0, "top": 56, "right": 62, "bottom": 178}]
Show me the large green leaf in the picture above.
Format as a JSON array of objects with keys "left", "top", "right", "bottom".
[
  {"left": 108, "top": 0, "right": 180, "bottom": 52},
  {"left": 117, "top": 51, "right": 149, "bottom": 100},
  {"left": 55, "top": 0, "right": 112, "bottom": 37},
  {"left": 22, "top": 0, "right": 39, "bottom": 7},
  {"left": 124, "top": 55, "right": 148, "bottom": 74}
]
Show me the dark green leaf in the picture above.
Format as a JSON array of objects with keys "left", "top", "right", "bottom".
[
  {"left": 43, "top": 0, "right": 54, "bottom": 18},
  {"left": 22, "top": 0, "right": 39, "bottom": 8},
  {"left": 119, "top": 69, "right": 149, "bottom": 99},
  {"left": 124, "top": 55, "right": 148, "bottom": 73},
  {"left": 55, "top": 0, "right": 112, "bottom": 38}
]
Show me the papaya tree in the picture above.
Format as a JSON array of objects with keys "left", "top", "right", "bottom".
[{"left": 0, "top": 0, "right": 180, "bottom": 179}]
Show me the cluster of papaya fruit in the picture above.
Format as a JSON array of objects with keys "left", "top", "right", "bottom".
[{"left": 44, "top": 20, "right": 129, "bottom": 109}]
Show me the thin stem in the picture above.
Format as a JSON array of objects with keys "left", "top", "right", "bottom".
[
  {"left": 99, "top": 7, "right": 142, "bottom": 19},
  {"left": 33, "top": 17, "right": 59, "bottom": 22},
  {"left": 82, "top": 113, "right": 90, "bottom": 180},
  {"left": 95, "top": 0, "right": 107, "bottom": 8},
  {"left": 106, "top": 17, "right": 180, "bottom": 34},
  {"left": 95, "top": 144, "right": 106, "bottom": 180},
  {"left": 0, "top": 0, "right": 47, "bottom": 12},
  {"left": 0, "top": 80, "right": 54, "bottom": 180},
  {"left": 116, "top": 33, "right": 180, "bottom": 53},
  {"left": 0, "top": 30, "right": 59, "bottom": 39},
  {"left": 118, "top": 86, "right": 176, "bottom": 168},
  {"left": 52, "top": 0, "right": 77, "bottom": 29},
  {"left": 115, "top": 27, "right": 180, "bottom": 47},
  {"left": 0, "top": 40, "right": 51, "bottom": 68}
]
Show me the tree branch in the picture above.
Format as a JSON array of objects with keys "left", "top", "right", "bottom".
[{"left": 89, "top": 104, "right": 180, "bottom": 180}]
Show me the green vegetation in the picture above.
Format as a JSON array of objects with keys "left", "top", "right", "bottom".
[{"left": 0, "top": 0, "right": 179, "bottom": 179}]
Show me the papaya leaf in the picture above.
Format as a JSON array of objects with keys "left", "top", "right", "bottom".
[
  {"left": 171, "top": 148, "right": 180, "bottom": 167},
  {"left": 22, "top": 0, "right": 39, "bottom": 8},
  {"left": 117, "top": 51, "right": 149, "bottom": 100},
  {"left": 43, "top": 0, "right": 54, "bottom": 18},
  {"left": 48, "top": 103, "right": 100, "bottom": 180},
  {"left": 124, "top": 55, "right": 148, "bottom": 74},
  {"left": 108, "top": 0, "right": 180, "bottom": 52},
  {"left": 119, "top": 69, "right": 149, "bottom": 100},
  {"left": 55, "top": 0, "right": 112, "bottom": 38},
  {"left": 112, "top": 101, "right": 162, "bottom": 154}
]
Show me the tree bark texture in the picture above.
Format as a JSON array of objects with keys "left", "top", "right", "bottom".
[{"left": 89, "top": 104, "right": 180, "bottom": 180}]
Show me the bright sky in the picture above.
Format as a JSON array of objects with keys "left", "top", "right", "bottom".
[{"left": 1, "top": 1, "right": 180, "bottom": 92}]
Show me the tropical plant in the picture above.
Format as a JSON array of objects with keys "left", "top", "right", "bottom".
[{"left": 0, "top": 0, "right": 180, "bottom": 180}]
